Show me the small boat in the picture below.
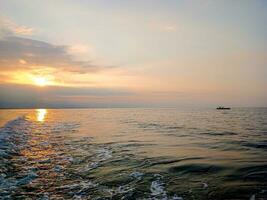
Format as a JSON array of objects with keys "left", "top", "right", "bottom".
[{"left": 216, "top": 106, "right": 231, "bottom": 110}]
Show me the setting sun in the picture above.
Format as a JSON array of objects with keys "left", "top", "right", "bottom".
[{"left": 33, "top": 77, "right": 48, "bottom": 87}]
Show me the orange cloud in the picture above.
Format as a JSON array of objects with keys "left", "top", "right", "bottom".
[{"left": 0, "top": 16, "right": 34, "bottom": 36}]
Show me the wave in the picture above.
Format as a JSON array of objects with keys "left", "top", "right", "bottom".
[
  {"left": 148, "top": 157, "right": 205, "bottom": 167},
  {"left": 199, "top": 131, "right": 237, "bottom": 136},
  {"left": 225, "top": 164, "right": 267, "bottom": 183},
  {"left": 168, "top": 163, "right": 227, "bottom": 174},
  {"left": 242, "top": 141, "right": 267, "bottom": 150}
]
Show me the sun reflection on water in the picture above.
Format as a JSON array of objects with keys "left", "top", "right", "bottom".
[{"left": 36, "top": 109, "right": 47, "bottom": 122}]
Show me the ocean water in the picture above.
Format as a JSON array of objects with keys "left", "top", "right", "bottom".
[{"left": 0, "top": 108, "right": 266, "bottom": 200}]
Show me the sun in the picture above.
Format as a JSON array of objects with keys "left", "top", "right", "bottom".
[{"left": 33, "top": 77, "right": 48, "bottom": 87}]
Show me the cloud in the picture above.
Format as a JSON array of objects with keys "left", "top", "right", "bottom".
[
  {"left": 68, "top": 44, "right": 89, "bottom": 54},
  {"left": 0, "top": 15, "right": 114, "bottom": 80},
  {"left": 0, "top": 36, "right": 114, "bottom": 76},
  {"left": 19, "top": 59, "right": 27, "bottom": 64},
  {"left": 1, "top": 81, "right": 266, "bottom": 108},
  {"left": 163, "top": 25, "right": 176, "bottom": 31},
  {"left": 0, "top": 16, "right": 34, "bottom": 37},
  {"left": 67, "top": 43, "right": 97, "bottom": 61},
  {"left": 0, "top": 83, "right": 134, "bottom": 108}
]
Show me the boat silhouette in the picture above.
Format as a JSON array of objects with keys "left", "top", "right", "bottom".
[{"left": 216, "top": 106, "right": 231, "bottom": 110}]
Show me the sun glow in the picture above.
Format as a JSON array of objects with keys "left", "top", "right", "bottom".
[{"left": 33, "top": 77, "right": 49, "bottom": 87}]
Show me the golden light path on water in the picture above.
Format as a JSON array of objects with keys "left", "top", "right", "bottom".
[{"left": 36, "top": 109, "right": 47, "bottom": 122}]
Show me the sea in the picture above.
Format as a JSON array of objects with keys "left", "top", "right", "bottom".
[{"left": 0, "top": 108, "right": 266, "bottom": 200}]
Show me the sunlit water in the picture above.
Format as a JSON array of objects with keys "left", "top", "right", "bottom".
[{"left": 0, "top": 108, "right": 266, "bottom": 200}]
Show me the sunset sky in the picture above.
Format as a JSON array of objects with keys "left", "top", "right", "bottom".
[{"left": 0, "top": 0, "right": 266, "bottom": 108}]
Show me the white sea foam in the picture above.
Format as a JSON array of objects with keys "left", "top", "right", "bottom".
[
  {"left": 102, "top": 183, "right": 134, "bottom": 198},
  {"left": 149, "top": 174, "right": 183, "bottom": 200},
  {"left": 130, "top": 171, "right": 143, "bottom": 180},
  {"left": 54, "top": 165, "right": 64, "bottom": 172},
  {"left": 37, "top": 192, "right": 49, "bottom": 200},
  {"left": 73, "top": 194, "right": 83, "bottom": 199},
  {"left": 58, "top": 180, "right": 98, "bottom": 193},
  {"left": 172, "top": 196, "right": 183, "bottom": 200},
  {"left": 64, "top": 156, "right": 74, "bottom": 163},
  {"left": 250, "top": 194, "right": 255, "bottom": 200},
  {"left": 78, "top": 161, "right": 99, "bottom": 173},
  {"left": 77, "top": 147, "right": 112, "bottom": 173},
  {"left": 88, "top": 161, "right": 99, "bottom": 169},
  {"left": 202, "top": 182, "right": 208, "bottom": 189},
  {"left": 0, "top": 116, "right": 37, "bottom": 198},
  {"left": 116, "top": 184, "right": 133, "bottom": 194},
  {"left": 96, "top": 147, "right": 112, "bottom": 161},
  {"left": 150, "top": 179, "right": 167, "bottom": 197}
]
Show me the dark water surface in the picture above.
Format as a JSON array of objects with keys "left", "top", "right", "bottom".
[{"left": 0, "top": 108, "right": 266, "bottom": 199}]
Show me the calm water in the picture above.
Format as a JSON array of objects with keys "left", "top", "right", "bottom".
[{"left": 0, "top": 108, "right": 266, "bottom": 200}]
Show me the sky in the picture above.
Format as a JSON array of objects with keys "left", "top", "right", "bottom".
[{"left": 0, "top": 0, "right": 266, "bottom": 108}]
